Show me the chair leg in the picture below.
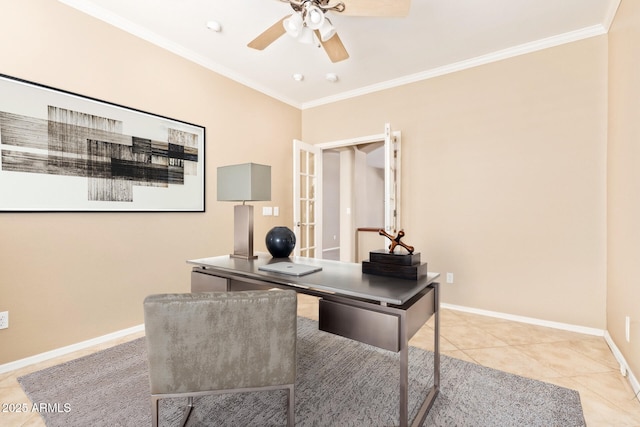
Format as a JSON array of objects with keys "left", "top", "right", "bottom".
[
  {"left": 151, "top": 396, "right": 159, "bottom": 427},
  {"left": 179, "top": 396, "right": 194, "bottom": 427},
  {"left": 287, "top": 385, "right": 295, "bottom": 427}
]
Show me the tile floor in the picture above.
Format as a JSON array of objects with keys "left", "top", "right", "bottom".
[{"left": 1, "top": 294, "right": 639, "bottom": 426}]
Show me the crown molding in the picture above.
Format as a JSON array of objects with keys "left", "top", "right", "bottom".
[
  {"left": 602, "top": 0, "right": 622, "bottom": 31},
  {"left": 57, "top": 0, "right": 612, "bottom": 111},
  {"left": 301, "top": 24, "right": 607, "bottom": 109},
  {"left": 57, "top": 0, "right": 302, "bottom": 108}
]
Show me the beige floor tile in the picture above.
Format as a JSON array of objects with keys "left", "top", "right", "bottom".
[
  {"left": 476, "top": 321, "right": 592, "bottom": 346},
  {"left": 20, "top": 413, "right": 46, "bottom": 427},
  {"left": 564, "top": 381, "right": 640, "bottom": 427},
  {"left": 0, "top": 384, "right": 35, "bottom": 427},
  {"left": 426, "top": 308, "right": 468, "bottom": 327},
  {"left": 409, "top": 325, "right": 458, "bottom": 352},
  {"left": 440, "top": 324, "right": 509, "bottom": 350},
  {"left": 297, "top": 294, "right": 319, "bottom": 320},
  {"left": 570, "top": 371, "right": 640, "bottom": 413},
  {"left": 3, "top": 297, "right": 639, "bottom": 426},
  {"left": 0, "top": 372, "right": 18, "bottom": 389},
  {"left": 443, "top": 309, "right": 513, "bottom": 326},
  {"left": 545, "top": 374, "right": 640, "bottom": 427},
  {"left": 514, "top": 341, "right": 614, "bottom": 377},
  {"left": 567, "top": 337, "right": 621, "bottom": 370}
]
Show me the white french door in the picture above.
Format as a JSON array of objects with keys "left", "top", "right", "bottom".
[
  {"left": 292, "top": 139, "right": 323, "bottom": 258},
  {"left": 384, "top": 123, "right": 401, "bottom": 234}
]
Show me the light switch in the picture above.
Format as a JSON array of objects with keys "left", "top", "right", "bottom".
[
  {"left": 273, "top": 207, "right": 279, "bottom": 216},
  {"left": 262, "top": 206, "right": 273, "bottom": 216}
]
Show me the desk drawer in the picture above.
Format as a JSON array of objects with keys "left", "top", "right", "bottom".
[
  {"left": 319, "top": 299, "right": 400, "bottom": 352},
  {"left": 191, "top": 271, "right": 227, "bottom": 292},
  {"left": 191, "top": 269, "right": 272, "bottom": 292}
]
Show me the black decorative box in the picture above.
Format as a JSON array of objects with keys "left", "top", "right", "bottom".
[
  {"left": 362, "top": 250, "right": 427, "bottom": 280},
  {"left": 368, "top": 249, "right": 421, "bottom": 266}
]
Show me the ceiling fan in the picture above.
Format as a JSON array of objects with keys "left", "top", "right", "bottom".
[{"left": 247, "top": 0, "right": 411, "bottom": 63}]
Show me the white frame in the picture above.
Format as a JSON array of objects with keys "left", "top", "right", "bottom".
[{"left": 0, "top": 74, "right": 205, "bottom": 212}]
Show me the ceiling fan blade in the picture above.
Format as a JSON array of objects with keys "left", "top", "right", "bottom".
[
  {"left": 316, "top": 31, "right": 349, "bottom": 63},
  {"left": 339, "top": 0, "right": 411, "bottom": 17},
  {"left": 247, "top": 16, "right": 288, "bottom": 50}
]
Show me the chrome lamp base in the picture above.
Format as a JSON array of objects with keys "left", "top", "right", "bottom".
[{"left": 231, "top": 204, "right": 257, "bottom": 259}]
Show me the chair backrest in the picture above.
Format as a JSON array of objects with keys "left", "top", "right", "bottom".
[{"left": 144, "top": 290, "right": 297, "bottom": 394}]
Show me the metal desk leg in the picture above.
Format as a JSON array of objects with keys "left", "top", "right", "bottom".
[
  {"left": 403, "top": 282, "right": 440, "bottom": 427},
  {"left": 434, "top": 282, "right": 440, "bottom": 389},
  {"left": 400, "top": 316, "right": 409, "bottom": 426}
]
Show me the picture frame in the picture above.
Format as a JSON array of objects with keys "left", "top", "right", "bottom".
[{"left": 0, "top": 73, "right": 205, "bottom": 212}]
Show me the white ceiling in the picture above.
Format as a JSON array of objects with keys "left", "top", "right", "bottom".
[{"left": 59, "top": 0, "right": 619, "bottom": 109}]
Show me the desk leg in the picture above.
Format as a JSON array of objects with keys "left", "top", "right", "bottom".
[
  {"left": 400, "top": 317, "right": 409, "bottom": 426},
  {"left": 401, "top": 282, "right": 440, "bottom": 427},
  {"left": 434, "top": 282, "right": 440, "bottom": 388}
]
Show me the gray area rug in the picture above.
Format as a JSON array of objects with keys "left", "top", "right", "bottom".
[{"left": 19, "top": 317, "right": 585, "bottom": 426}]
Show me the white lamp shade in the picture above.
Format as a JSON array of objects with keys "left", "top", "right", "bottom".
[
  {"left": 298, "top": 26, "right": 315, "bottom": 44},
  {"left": 217, "top": 163, "right": 271, "bottom": 202},
  {"left": 305, "top": 6, "right": 325, "bottom": 30},
  {"left": 283, "top": 13, "right": 303, "bottom": 37},
  {"left": 319, "top": 18, "right": 336, "bottom": 41}
]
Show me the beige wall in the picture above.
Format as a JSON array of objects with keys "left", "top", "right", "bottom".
[
  {"left": 2, "top": 0, "right": 635, "bottom": 374},
  {"left": 608, "top": 0, "right": 640, "bottom": 381},
  {"left": 303, "top": 37, "right": 609, "bottom": 328},
  {"left": 0, "top": 0, "right": 300, "bottom": 364}
]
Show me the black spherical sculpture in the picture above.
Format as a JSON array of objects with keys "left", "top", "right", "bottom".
[{"left": 265, "top": 226, "right": 296, "bottom": 258}]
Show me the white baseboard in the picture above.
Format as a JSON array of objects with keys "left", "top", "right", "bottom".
[
  {"left": 442, "top": 302, "right": 639, "bottom": 402},
  {"left": 604, "top": 331, "right": 640, "bottom": 402},
  {"left": 441, "top": 303, "right": 605, "bottom": 336},
  {"left": 4, "top": 303, "right": 640, "bottom": 404},
  {"left": 0, "top": 324, "right": 144, "bottom": 375}
]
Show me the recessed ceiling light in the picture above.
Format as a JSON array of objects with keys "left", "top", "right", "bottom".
[
  {"left": 206, "top": 20, "right": 222, "bottom": 32},
  {"left": 292, "top": 73, "right": 304, "bottom": 82},
  {"left": 325, "top": 73, "right": 339, "bottom": 83}
]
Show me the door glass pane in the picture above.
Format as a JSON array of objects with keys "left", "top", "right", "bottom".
[
  {"left": 308, "top": 248, "right": 315, "bottom": 258},
  {"left": 300, "top": 175, "right": 307, "bottom": 199},
  {"left": 309, "top": 176, "right": 315, "bottom": 199},
  {"left": 300, "top": 151, "right": 307, "bottom": 174},
  {"left": 309, "top": 152, "right": 315, "bottom": 175},
  {"left": 294, "top": 140, "right": 320, "bottom": 259},
  {"left": 300, "top": 201, "right": 307, "bottom": 223},
  {"left": 309, "top": 225, "right": 315, "bottom": 247},
  {"left": 301, "top": 225, "right": 308, "bottom": 248}
]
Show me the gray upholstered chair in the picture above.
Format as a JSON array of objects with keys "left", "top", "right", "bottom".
[{"left": 143, "top": 290, "right": 298, "bottom": 427}]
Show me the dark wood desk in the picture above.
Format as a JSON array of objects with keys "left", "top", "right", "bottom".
[{"left": 188, "top": 254, "right": 440, "bottom": 427}]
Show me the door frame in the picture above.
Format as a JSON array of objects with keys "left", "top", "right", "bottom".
[{"left": 294, "top": 124, "right": 401, "bottom": 260}]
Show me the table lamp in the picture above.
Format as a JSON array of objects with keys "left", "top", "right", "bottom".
[{"left": 217, "top": 163, "right": 271, "bottom": 259}]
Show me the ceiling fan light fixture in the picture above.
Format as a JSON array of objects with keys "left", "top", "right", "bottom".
[
  {"left": 283, "top": 13, "right": 303, "bottom": 37},
  {"left": 298, "top": 26, "right": 315, "bottom": 44},
  {"left": 305, "top": 5, "right": 325, "bottom": 30},
  {"left": 319, "top": 18, "right": 336, "bottom": 41}
]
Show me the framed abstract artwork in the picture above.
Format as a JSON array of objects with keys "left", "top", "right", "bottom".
[{"left": 0, "top": 74, "right": 205, "bottom": 212}]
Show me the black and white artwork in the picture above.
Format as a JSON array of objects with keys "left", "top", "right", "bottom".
[{"left": 0, "top": 74, "right": 205, "bottom": 212}]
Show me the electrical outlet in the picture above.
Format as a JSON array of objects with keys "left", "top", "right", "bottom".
[
  {"left": 446, "top": 273, "right": 454, "bottom": 284},
  {"left": 0, "top": 311, "right": 8, "bottom": 329}
]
